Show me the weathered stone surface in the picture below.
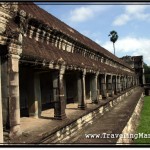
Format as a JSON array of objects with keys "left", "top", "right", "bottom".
[
  {"left": 78, "top": 70, "right": 86, "bottom": 109},
  {"left": 8, "top": 54, "right": 21, "bottom": 139},
  {"left": 53, "top": 67, "right": 67, "bottom": 119},
  {"left": 101, "top": 74, "right": 107, "bottom": 99}
]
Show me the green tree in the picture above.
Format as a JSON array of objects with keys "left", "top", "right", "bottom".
[
  {"left": 144, "top": 63, "right": 150, "bottom": 83},
  {"left": 108, "top": 30, "right": 118, "bottom": 55}
]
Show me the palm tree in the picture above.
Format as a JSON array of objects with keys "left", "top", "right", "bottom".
[{"left": 108, "top": 30, "right": 118, "bottom": 55}]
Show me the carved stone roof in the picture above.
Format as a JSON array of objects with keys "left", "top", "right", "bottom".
[
  {"left": 21, "top": 37, "right": 134, "bottom": 75},
  {"left": 18, "top": 2, "right": 133, "bottom": 70}
]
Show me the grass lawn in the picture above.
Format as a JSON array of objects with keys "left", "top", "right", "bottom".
[{"left": 134, "top": 96, "right": 150, "bottom": 144}]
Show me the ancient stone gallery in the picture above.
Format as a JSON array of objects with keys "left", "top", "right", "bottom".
[{"left": 0, "top": 2, "right": 144, "bottom": 143}]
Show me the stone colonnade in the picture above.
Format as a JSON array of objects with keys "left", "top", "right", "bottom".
[{"left": 0, "top": 51, "right": 138, "bottom": 142}]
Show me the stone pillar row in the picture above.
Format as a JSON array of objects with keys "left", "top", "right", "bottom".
[{"left": 5, "top": 57, "right": 136, "bottom": 141}]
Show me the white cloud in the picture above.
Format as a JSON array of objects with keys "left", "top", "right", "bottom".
[
  {"left": 70, "top": 7, "right": 93, "bottom": 22},
  {"left": 113, "top": 14, "right": 130, "bottom": 26},
  {"left": 69, "top": 5, "right": 111, "bottom": 23},
  {"left": 102, "top": 36, "right": 150, "bottom": 65},
  {"left": 125, "top": 5, "right": 148, "bottom": 14},
  {"left": 113, "top": 5, "right": 150, "bottom": 26}
]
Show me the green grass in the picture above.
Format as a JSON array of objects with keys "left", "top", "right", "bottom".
[{"left": 134, "top": 96, "right": 150, "bottom": 144}]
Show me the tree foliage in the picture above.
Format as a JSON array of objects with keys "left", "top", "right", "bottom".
[
  {"left": 109, "top": 30, "right": 118, "bottom": 43},
  {"left": 144, "top": 63, "right": 150, "bottom": 83},
  {"left": 108, "top": 30, "right": 118, "bottom": 55}
]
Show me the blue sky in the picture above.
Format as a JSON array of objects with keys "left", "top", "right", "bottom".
[{"left": 37, "top": 3, "right": 150, "bottom": 65}]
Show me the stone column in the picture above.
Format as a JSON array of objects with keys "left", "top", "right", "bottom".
[
  {"left": 27, "top": 72, "right": 41, "bottom": 118},
  {"left": 120, "top": 76, "right": 122, "bottom": 92},
  {"left": 124, "top": 76, "right": 127, "bottom": 89},
  {"left": 126, "top": 77, "right": 128, "bottom": 88},
  {"left": 53, "top": 66, "right": 67, "bottom": 119},
  {"left": 77, "top": 72, "right": 82, "bottom": 108},
  {"left": 34, "top": 74, "right": 42, "bottom": 117},
  {"left": 135, "top": 78, "right": 137, "bottom": 86},
  {"left": 129, "top": 77, "right": 131, "bottom": 87},
  {"left": 63, "top": 76, "right": 67, "bottom": 108},
  {"left": 0, "top": 57, "right": 3, "bottom": 143},
  {"left": 78, "top": 69, "right": 86, "bottom": 109},
  {"left": 136, "top": 77, "right": 139, "bottom": 86},
  {"left": 91, "top": 72, "right": 99, "bottom": 104},
  {"left": 120, "top": 77, "right": 123, "bottom": 91},
  {"left": 123, "top": 77, "right": 125, "bottom": 90},
  {"left": 127, "top": 77, "right": 131, "bottom": 88},
  {"left": 107, "top": 75, "right": 113, "bottom": 97},
  {"left": 8, "top": 54, "right": 21, "bottom": 138},
  {"left": 122, "top": 77, "right": 124, "bottom": 90},
  {"left": 117, "top": 76, "right": 121, "bottom": 93},
  {"left": 122, "top": 76, "right": 124, "bottom": 91},
  {"left": 101, "top": 74, "right": 107, "bottom": 99},
  {"left": 130, "top": 77, "right": 132, "bottom": 87},
  {"left": 133, "top": 77, "right": 135, "bottom": 86},
  {"left": 112, "top": 76, "right": 117, "bottom": 95},
  {"left": 97, "top": 75, "right": 101, "bottom": 98},
  {"left": 128, "top": 77, "right": 130, "bottom": 88},
  {"left": 115, "top": 75, "right": 117, "bottom": 94},
  {"left": 116, "top": 76, "right": 118, "bottom": 93}
]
